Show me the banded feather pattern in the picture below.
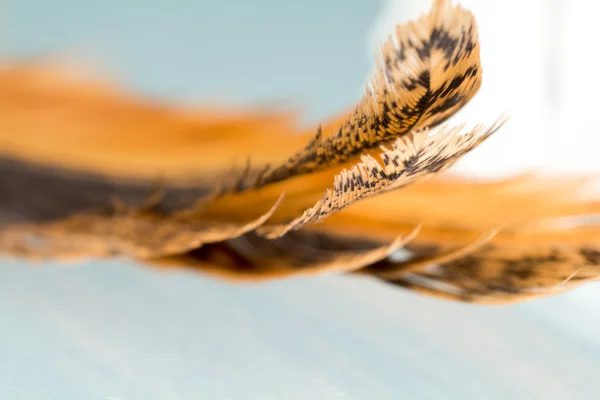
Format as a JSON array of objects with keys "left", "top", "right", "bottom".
[{"left": 256, "top": 0, "right": 482, "bottom": 186}]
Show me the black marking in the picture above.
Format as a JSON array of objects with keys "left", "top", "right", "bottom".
[
  {"left": 429, "top": 95, "right": 464, "bottom": 115},
  {"left": 0, "top": 156, "right": 210, "bottom": 226},
  {"left": 580, "top": 248, "right": 600, "bottom": 265}
]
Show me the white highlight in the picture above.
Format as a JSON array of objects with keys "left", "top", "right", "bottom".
[{"left": 388, "top": 247, "right": 413, "bottom": 262}]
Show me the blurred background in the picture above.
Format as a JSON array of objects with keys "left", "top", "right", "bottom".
[{"left": 1, "top": 0, "right": 599, "bottom": 399}]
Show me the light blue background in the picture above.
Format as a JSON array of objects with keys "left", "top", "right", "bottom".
[{"left": 1, "top": 1, "right": 599, "bottom": 399}]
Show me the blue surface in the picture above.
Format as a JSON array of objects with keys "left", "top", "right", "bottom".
[
  {"left": 1, "top": 1, "right": 600, "bottom": 399},
  {"left": 2, "top": 260, "right": 600, "bottom": 399},
  {"left": 2, "top": 0, "right": 377, "bottom": 123}
]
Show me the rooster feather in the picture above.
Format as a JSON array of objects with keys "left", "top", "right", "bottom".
[{"left": 0, "top": 0, "right": 598, "bottom": 304}]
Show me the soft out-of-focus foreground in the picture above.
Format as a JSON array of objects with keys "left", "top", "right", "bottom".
[{"left": 1, "top": 0, "right": 599, "bottom": 399}]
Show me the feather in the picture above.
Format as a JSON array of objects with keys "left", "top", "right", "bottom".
[
  {"left": 0, "top": 0, "right": 598, "bottom": 305},
  {"left": 255, "top": 0, "right": 482, "bottom": 186}
]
